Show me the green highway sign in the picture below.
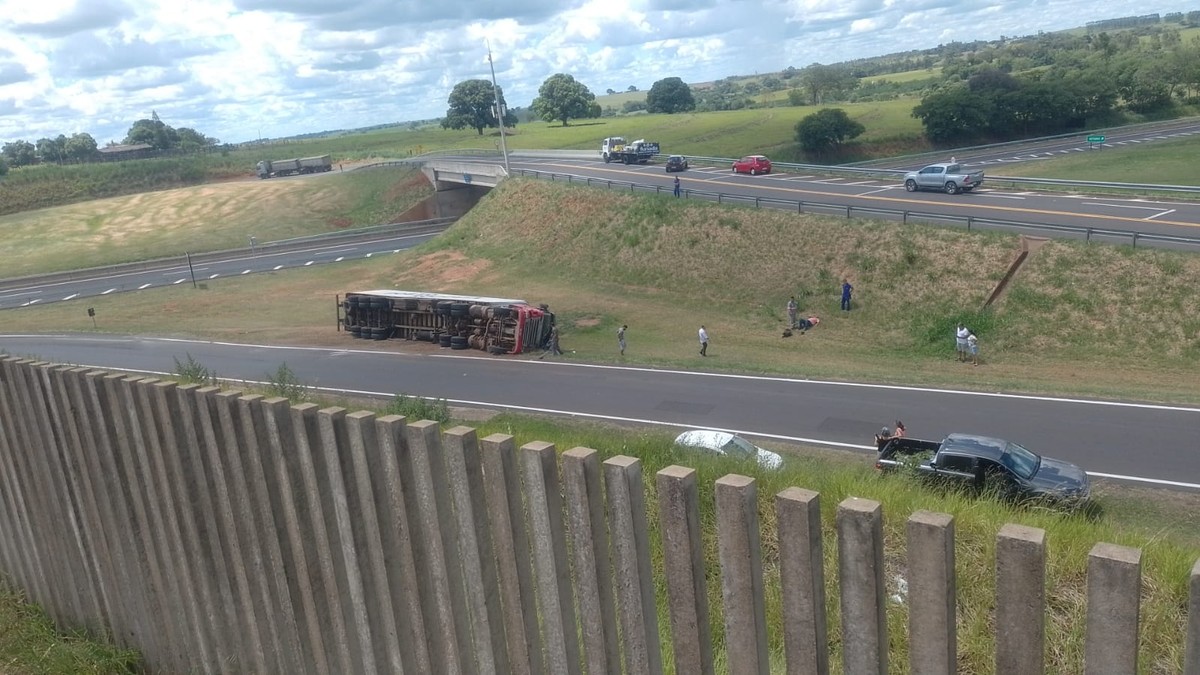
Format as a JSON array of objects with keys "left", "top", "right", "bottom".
[{"left": 1087, "top": 135, "right": 1106, "bottom": 143}]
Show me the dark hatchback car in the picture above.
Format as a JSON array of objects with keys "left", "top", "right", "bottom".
[{"left": 665, "top": 155, "right": 689, "bottom": 172}]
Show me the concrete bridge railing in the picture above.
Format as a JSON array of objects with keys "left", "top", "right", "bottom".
[{"left": 0, "top": 356, "right": 1195, "bottom": 673}]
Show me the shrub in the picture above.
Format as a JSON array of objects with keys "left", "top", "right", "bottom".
[
  {"left": 173, "top": 353, "right": 218, "bottom": 386},
  {"left": 383, "top": 394, "right": 451, "bottom": 424},
  {"left": 264, "top": 362, "right": 308, "bottom": 402}
]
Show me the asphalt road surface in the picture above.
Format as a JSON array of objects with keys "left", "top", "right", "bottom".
[{"left": 3, "top": 334, "right": 1196, "bottom": 491}]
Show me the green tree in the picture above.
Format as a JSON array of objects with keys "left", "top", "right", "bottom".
[
  {"left": 64, "top": 132, "right": 98, "bottom": 161},
  {"left": 912, "top": 86, "right": 991, "bottom": 143},
  {"left": 531, "top": 73, "right": 596, "bottom": 126},
  {"left": 586, "top": 101, "right": 602, "bottom": 119},
  {"left": 0, "top": 156, "right": 8, "bottom": 176},
  {"left": 794, "top": 108, "right": 865, "bottom": 153},
  {"left": 1, "top": 140, "right": 36, "bottom": 167},
  {"left": 443, "top": 79, "right": 509, "bottom": 135},
  {"left": 36, "top": 136, "right": 66, "bottom": 164},
  {"left": 646, "top": 77, "right": 695, "bottom": 114},
  {"left": 799, "top": 63, "right": 858, "bottom": 104},
  {"left": 124, "top": 113, "right": 179, "bottom": 150},
  {"left": 176, "top": 127, "right": 214, "bottom": 151}
]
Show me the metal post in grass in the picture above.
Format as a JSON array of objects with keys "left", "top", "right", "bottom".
[{"left": 186, "top": 252, "right": 197, "bottom": 288}]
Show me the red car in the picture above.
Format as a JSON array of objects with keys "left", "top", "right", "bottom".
[{"left": 732, "top": 155, "right": 772, "bottom": 175}]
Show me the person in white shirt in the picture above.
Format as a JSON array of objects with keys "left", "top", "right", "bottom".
[
  {"left": 698, "top": 325, "right": 709, "bottom": 357},
  {"left": 617, "top": 325, "right": 627, "bottom": 355},
  {"left": 956, "top": 323, "right": 970, "bottom": 362},
  {"left": 967, "top": 332, "right": 979, "bottom": 366}
]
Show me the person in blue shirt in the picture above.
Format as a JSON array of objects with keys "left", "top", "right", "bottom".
[{"left": 841, "top": 279, "right": 853, "bottom": 311}]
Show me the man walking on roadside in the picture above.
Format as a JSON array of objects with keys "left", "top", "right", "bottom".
[
  {"left": 841, "top": 279, "right": 853, "bottom": 311},
  {"left": 698, "top": 325, "right": 709, "bottom": 357},
  {"left": 786, "top": 296, "right": 798, "bottom": 328},
  {"left": 617, "top": 324, "right": 627, "bottom": 356}
]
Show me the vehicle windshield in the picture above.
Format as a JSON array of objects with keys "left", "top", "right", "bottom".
[
  {"left": 722, "top": 437, "right": 757, "bottom": 458},
  {"left": 1001, "top": 442, "right": 1041, "bottom": 480}
]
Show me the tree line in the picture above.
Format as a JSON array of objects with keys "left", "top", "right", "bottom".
[{"left": 0, "top": 111, "right": 219, "bottom": 174}]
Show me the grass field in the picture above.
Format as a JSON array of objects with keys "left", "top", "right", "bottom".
[
  {"left": 987, "top": 131, "right": 1200, "bottom": 185},
  {"left": 0, "top": 167, "right": 431, "bottom": 277},
  {"left": 0, "top": 583, "right": 138, "bottom": 673}
]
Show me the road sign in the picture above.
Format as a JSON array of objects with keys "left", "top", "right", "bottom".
[{"left": 1087, "top": 135, "right": 1106, "bottom": 143}]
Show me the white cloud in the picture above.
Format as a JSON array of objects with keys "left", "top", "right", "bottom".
[{"left": 0, "top": 0, "right": 1194, "bottom": 144}]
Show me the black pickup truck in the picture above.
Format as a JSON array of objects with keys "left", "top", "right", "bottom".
[{"left": 875, "top": 433, "right": 1090, "bottom": 504}]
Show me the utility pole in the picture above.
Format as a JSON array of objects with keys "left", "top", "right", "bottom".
[{"left": 486, "top": 42, "right": 511, "bottom": 174}]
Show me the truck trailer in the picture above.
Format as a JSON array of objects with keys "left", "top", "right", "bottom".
[
  {"left": 339, "top": 290, "right": 556, "bottom": 355},
  {"left": 600, "top": 137, "right": 660, "bottom": 164},
  {"left": 256, "top": 154, "right": 333, "bottom": 179}
]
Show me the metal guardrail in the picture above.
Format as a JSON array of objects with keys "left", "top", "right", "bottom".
[
  {"left": 511, "top": 169, "right": 1200, "bottom": 252},
  {"left": 0, "top": 218, "right": 457, "bottom": 292}
]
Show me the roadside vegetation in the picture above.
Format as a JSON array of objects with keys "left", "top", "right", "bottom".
[{"left": 0, "top": 582, "right": 138, "bottom": 674}]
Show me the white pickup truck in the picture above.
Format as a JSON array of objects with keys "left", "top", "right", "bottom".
[{"left": 903, "top": 163, "right": 984, "bottom": 194}]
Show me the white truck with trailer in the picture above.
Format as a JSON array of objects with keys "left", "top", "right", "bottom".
[
  {"left": 600, "top": 137, "right": 661, "bottom": 164},
  {"left": 256, "top": 154, "right": 333, "bottom": 178}
]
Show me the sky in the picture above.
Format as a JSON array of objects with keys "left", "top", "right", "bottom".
[{"left": 0, "top": 0, "right": 1196, "bottom": 146}]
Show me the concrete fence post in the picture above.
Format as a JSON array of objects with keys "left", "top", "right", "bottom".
[
  {"left": 173, "top": 384, "right": 244, "bottom": 672},
  {"left": 147, "top": 380, "right": 225, "bottom": 674},
  {"left": 1186, "top": 558, "right": 1200, "bottom": 674},
  {"left": 445, "top": 426, "right": 511, "bottom": 675},
  {"left": 405, "top": 419, "right": 471, "bottom": 675},
  {"left": 604, "top": 455, "right": 663, "bottom": 675},
  {"left": 0, "top": 361, "right": 63, "bottom": 619},
  {"left": 561, "top": 447, "right": 620, "bottom": 675},
  {"left": 195, "top": 387, "right": 269, "bottom": 673},
  {"left": 907, "top": 511, "right": 956, "bottom": 675},
  {"left": 1084, "top": 543, "right": 1141, "bottom": 674},
  {"left": 776, "top": 487, "right": 828, "bottom": 675},
  {"left": 235, "top": 395, "right": 304, "bottom": 674},
  {"left": 996, "top": 524, "right": 1046, "bottom": 675},
  {"left": 344, "top": 411, "right": 406, "bottom": 674},
  {"left": 715, "top": 474, "right": 769, "bottom": 675},
  {"left": 289, "top": 403, "right": 354, "bottom": 675},
  {"left": 657, "top": 466, "right": 715, "bottom": 675},
  {"left": 259, "top": 397, "right": 331, "bottom": 675},
  {"left": 315, "top": 407, "right": 378, "bottom": 675},
  {"left": 522, "top": 441, "right": 581, "bottom": 674},
  {"left": 837, "top": 497, "right": 887, "bottom": 675},
  {"left": 481, "top": 434, "right": 543, "bottom": 675},
  {"left": 374, "top": 416, "right": 432, "bottom": 675}
]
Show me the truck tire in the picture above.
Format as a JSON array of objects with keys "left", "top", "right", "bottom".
[
  {"left": 603, "top": 154, "right": 610, "bottom": 163},
  {"left": 905, "top": 179, "right": 917, "bottom": 192},
  {"left": 945, "top": 181, "right": 959, "bottom": 195},
  {"left": 439, "top": 334, "right": 453, "bottom": 348},
  {"left": 488, "top": 345, "right": 507, "bottom": 355}
]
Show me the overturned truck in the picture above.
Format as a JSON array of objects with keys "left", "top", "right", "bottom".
[{"left": 339, "top": 290, "right": 555, "bottom": 355}]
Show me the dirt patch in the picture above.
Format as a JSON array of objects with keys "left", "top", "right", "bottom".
[
  {"left": 329, "top": 217, "right": 353, "bottom": 228},
  {"left": 574, "top": 318, "right": 602, "bottom": 328},
  {"left": 393, "top": 251, "right": 492, "bottom": 288}
]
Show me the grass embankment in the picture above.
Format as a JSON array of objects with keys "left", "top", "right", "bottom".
[
  {"left": 0, "top": 583, "right": 138, "bottom": 673},
  {"left": 0, "top": 167, "right": 432, "bottom": 277},
  {"left": 5, "top": 177, "right": 1199, "bottom": 402},
  {"left": 987, "top": 131, "right": 1200, "bottom": 185}
]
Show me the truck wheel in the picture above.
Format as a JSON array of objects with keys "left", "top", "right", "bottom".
[
  {"left": 603, "top": 155, "right": 610, "bottom": 163},
  {"left": 905, "top": 179, "right": 917, "bottom": 192},
  {"left": 945, "top": 181, "right": 959, "bottom": 195}
]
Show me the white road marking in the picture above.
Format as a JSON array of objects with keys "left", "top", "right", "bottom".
[
  {"left": 858, "top": 186, "right": 897, "bottom": 196},
  {"left": 139, "top": 283, "right": 152, "bottom": 289},
  {"left": 273, "top": 265, "right": 284, "bottom": 270},
  {"left": 1088, "top": 202, "right": 1171, "bottom": 212},
  {"left": 173, "top": 279, "right": 187, "bottom": 285},
  {"left": 305, "top": 261, "right": 315, "bottom": 266},
  {"left": 21, "top": 299, "right": 42, "bottom": 306},
  {"left": 843, "top": 181, "right": 877, "bottom": 186},
  {"left": 63, "top": 293, "right": 78, "bottom": 300},
  {"left": 335, "top": 257, "right": 345, "bottom": 262},
  {"left": 102, "top": 288, "right": 116, "bottom": 295},
  {"left": 365, "top": 253, "right": 374, "bottom": 258},
  {"left": 242, "top": 270, "right": 252, "bottom": 274},
  {"left": 208, "top": 274, "right": 219, "bottom": 279},
  {"left": 1145, "top": 209, "right": 1176, "bottom": 221}
]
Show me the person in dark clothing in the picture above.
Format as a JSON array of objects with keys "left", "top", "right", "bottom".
[
  {"left": 841, "top": 279, "right": 853, "bottom": 311},
  {"left": 673, "top": 176, "right": 681, "bottom": 197}
]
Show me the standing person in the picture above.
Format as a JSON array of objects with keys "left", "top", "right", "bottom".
[
  {"left": 673, "top": 176, "right": 681, "bottom": 198},
  {"left": 698, "top": 325, "right": 709, "bottom": 357},
  {"left": 967, "top": 331, "right": 979, "bottom": 366},
  {"left": 540, "top": 323, "right": 563, "bottom": 359},
  {"left": 955, "top": 323, "right": 969, "bottom": 362},
  {"left": 617, "top": 324, "right": 627, "bottom": 356},
  {"left": 841, "top": 279, "right": 853, "bottom": 311},
  {"left": 893, "top": 420, "right": 906, "bottom": 438},
  {"left": 786, "top": 296, "right": 798, "bottom": 328}
]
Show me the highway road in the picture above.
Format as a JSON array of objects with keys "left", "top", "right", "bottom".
[
  {"left": 2, "top": 334, "right": 1197, "bottom": 491},
  {"left": 0, "top": 230, "right": 442, "bottom": 311}
]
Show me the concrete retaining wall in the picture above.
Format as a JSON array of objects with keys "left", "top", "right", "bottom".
[{"left": 0, "top": 357, "right": 1196, "bottom": 672}]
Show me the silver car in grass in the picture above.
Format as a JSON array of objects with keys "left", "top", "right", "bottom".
[{"left": 673, "top": 430, "right": 783, "bottom": 470}]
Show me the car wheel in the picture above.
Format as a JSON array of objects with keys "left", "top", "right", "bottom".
[
  {"left": 945, "top": 181, "right": 959, "bottom": 195},
  {"left": 905, "top": 179, "right": 917, "bottom": 192},
  {"left": 750, "top": 168, "right": 757, "bottom": 176}
]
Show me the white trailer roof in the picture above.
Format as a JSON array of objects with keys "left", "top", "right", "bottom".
[{"left": 352, "top": 289, "right": 529, "bottom": 305}]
